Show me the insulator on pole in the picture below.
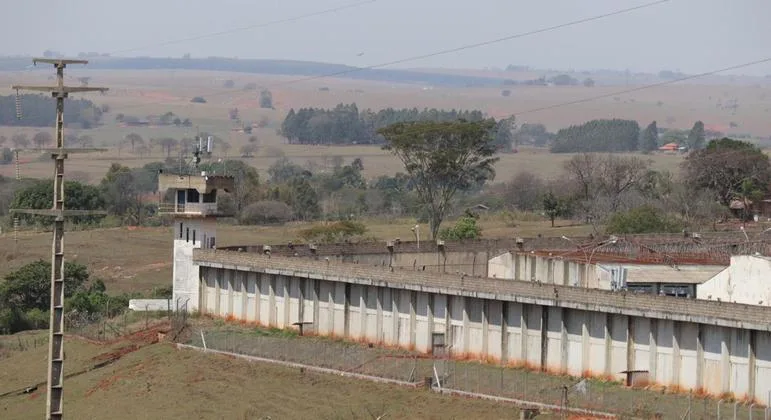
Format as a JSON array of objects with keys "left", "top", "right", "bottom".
[{"left": 15, "top": 89, "right": 22, "bottom": 120}]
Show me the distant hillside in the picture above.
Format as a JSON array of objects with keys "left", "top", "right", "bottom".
[{"left": 0, "top": 56, "right": 508, "bottom": 88}]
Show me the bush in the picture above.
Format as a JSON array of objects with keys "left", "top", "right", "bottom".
[
  {"left": 605, "top": 205, "right": 682, "bottom": 234},
  {"left": 190, "top": 96, "right": 207, "bottom": 103},
  {"left": 439, "top": 211, "right": 482, "bottom": 240},
  {"left": 240, "top": 201, "right": 293, "bottom": 225},
  {"left": 299, "top": 220, "right": 367, "bottom": 243}
]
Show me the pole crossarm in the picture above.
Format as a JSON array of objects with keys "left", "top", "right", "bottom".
[
  {"left": 14, "top": 148, "right": 108, "bottom": 154},
  {"left": 32, "top": 58, "right": 89, "bottom": 66},
  {"left": 10, "top": 209, "right": 108, "bottom": 217},
  {"left": 12, "top": 85, "right": 108, "bottom": 95}
]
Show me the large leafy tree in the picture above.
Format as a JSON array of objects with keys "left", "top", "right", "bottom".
[
  {"left": 379, "top": 119, "right": 499, "bottom": 239},
  {"left": 641, "top": 121, "right": 659, "bottom": 152},
  {"left": 11, "top": 179, "right": 106, "bottom": 226},
  {"left": 0, "top": 260, "right": 89, "bottom": 311},
  {"left": 687, "top": 121, "right": 706, "bottom": 150},
  {"left": 682, "top": 138, "right": 771, "bottom": 207}
]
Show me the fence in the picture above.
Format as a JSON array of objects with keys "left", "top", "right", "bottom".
[{"left": 188, "top": 324, "right": 770, "bottom": 419}]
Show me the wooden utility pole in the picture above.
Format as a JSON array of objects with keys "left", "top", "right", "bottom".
[{"left": 11, "top": 58, "right": 107, "bottom": 420}]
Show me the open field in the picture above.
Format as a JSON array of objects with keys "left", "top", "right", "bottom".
[
  {"left": 0, "top": 328, "right": 536, "bottom": 420},
  {"left": 0, "top": 216, "right": 594, "bottom": 294},
  {"left": 1, "top": 68, "right": 768, "bottom": 183}
]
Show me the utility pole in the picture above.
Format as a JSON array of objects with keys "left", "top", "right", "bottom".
[{"left": 11, "top": 58, "right": 107, "bottom": 420}]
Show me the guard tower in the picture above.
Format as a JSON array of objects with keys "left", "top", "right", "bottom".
[{"left": 158, "top": 171, "right": 234, "bottom": 311}]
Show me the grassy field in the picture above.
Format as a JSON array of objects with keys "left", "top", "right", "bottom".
[
  {"left": 1, "top": 68, "right": 765, "bottom": 184},
  {"left": 0, "top": 329, "right": 537, "bottom": 420},
  {"left": 0, "top": 216, "right": 594, "bottom": 294}
]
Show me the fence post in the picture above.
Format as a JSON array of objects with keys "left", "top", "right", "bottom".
[
  {"left": 750, "top": 403, "right": 755, "bottom": 420},
  {"left": 200, "top": 330, "right": 207, "bottom": 351},
  {"left": 717, "top": 399, "right": 723, "bottom": 420},
  {"left": 735, "top": 401, "right": 740, "bottom": 420}
]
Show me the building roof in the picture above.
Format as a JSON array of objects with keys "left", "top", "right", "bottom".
[
  {"left": 605, "top": 264, "right": 726, "bottom": 284},
  {"left": 157, "top": 173, "right": 234, "bottom": 194}
]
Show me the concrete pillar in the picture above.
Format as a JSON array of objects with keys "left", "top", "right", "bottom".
[
  {"left": 427, "top": 294, "right": 435, "bottom": 353},
  {"left": 672, "top": 321, "right": 681, "bottom": 386},
  {"left": 283, "top": 277, "right": 290, "bottom": 328},
  {"left": 540, "top": 306, "right": 549, "bottom": 370},
  {"left": 520, "top": 304, "right": 528, "bottom": 364},
  {"left": 462, "top": 297, "right": 470, "bottom": 356},
  {"left": 376, "top": 287, "right": 384, "bottom": 344},
  {"left": 241, "top": 271, "right": 248, "bottom": 321},
  {"left": 560, "top": 308, "right": 568, "bottom": 373},
  {"left": 481, "top": 300, "right": 489, "bottom": 358},
  {"left": 748, "top": 329, "right": 757, "bottom": 401},
  {"left": 226, "top": 269, "right": 234, "bottom": 316},
  {"left": 312, "top": 279, "right": 320, "bottom": 331},
  {"left": 391, "top": 291, "right": 398, "bottom": 345},
  {"left": 649, "top": 319, "right": 658, "bottom": 381},
  {"left": 721, "top": 328, "right": 730, "bottom": 394},
  {"left": 327, "top": 282, "right": 334, "bottom": 336},
  {"left": 343, "top": 284, "right": 351, "bottom": 338},
  {"left": 268, "top": 274, "right": 276, "bottom": 327},
  {"left": 298, "top": 277, "right": 305, "bottom": 325},
  {"left": 409, "top": 291, "right": 417, "bottom": 349},
  {"left": 501, "top": 301, "right": 509, "bottom": 364},
  {"left": 359, "top": 286, "right": 367, "bottom": 339},
  {"left": 214, "top": 268, "right": 221, "bottom": 315},
  {"left": 626, "top": 316, "right": 635, "bottom": 373},
  {"left": 604, "top": 313, "right": 612, "bottom": 376},
  {"left": 695, "top": 324, "right": 704, "bottom": 391},
  {"left": 252, "top": 273, "right": 259, "bottom": 323},
  {"left": 581, "top": 312, "right": 590, "bottom": 375}
]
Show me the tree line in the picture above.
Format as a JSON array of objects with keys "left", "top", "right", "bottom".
[
  {"left": 551, "top": 119, "right": 709, "bottom": 153},
  {"left": 280, "top": 103, "right": 486, "bottom": 145},
  {"left": 0, "top": 94, "right": 105, "bottom": 128}
]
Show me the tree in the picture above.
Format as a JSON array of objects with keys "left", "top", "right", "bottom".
[
  {"left": 101, "top": 163, "right": 138, "bottom": 217},
  {"left": 583, "top": 78, "right": 595, "bottom": 87},
  {"left": 240, "top": 200, "right": 292, "bottom": 224},
  {"left": 605, "top": 205, "right": 682, "bottom": 234},
  {"left": 32, "top": 131, "right": 53, "bottom": 148},
  {"left": 687, "top": 121, "right": 706, "bottom": 150},
  {"left": 0, "top": 260, "right": 90, "bottom": 312},
  {"left": 223, "top": 79, "right": 235, "bottom": 88},
  {"left": 78, "top": 135, "right": 94, "bottom": 148},
  {"left": 1, "top": 147, "right": 12, "bottom": 165},
  {"left": 228, "top": 108, "right": 239, "bottom": 121},
  {"left": 289, "top": 176, "right": 320, "bottom": 220},
  {"left": 259, "top": 89, "right": 273, "bottom": 109},
  {"left": 504, "top": 171, "right": 544, "bottom": 211},
  {"left": 551, "top": 119, "right": 640, "bottom": 153},
  {"left": 190, "top": 96, "right": 207, "bottom": 103},
  {"left": 239, "top": 144, "right": 258, "bottom": 157},
  {"left": 596, "top": 155, "right": 650, "bottom": 212},
  {"left": 492, "top": 116, "right": 515, "bottom": 151},
  {"left": 379, "top": 119, "right": 499, "bottom": 239},
  {"left": 682, "top": 138, "right": 771, "bottom": 207},
  {"left": 641, "top": 121, "right": 659, "bottom": 153},
  {"left": 153, "top": 137, "right": 178, "bottom": 158},
  {"left": 542, "top": 191, "right": 569, "bottom": 227},
  {"left": 11, "top": 179, "right": 106, "bottom": 226},
  {"left": 11, "top": 133, "right": 29, "bottom": 148},
  {"left": 439, "top": 210, "right": 482, "bottom": 240},
  {"left": 199, "top": 160, "right": 260, "bottom": 212}
]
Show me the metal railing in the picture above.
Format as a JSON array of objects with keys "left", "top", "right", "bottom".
[{"left": 157, "top": 202, "right": 217, "bottom": 215}]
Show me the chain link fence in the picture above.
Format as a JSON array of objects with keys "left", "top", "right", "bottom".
[
  {"left": 65, "top": 308, "right": 172, "bottom": 342},
  {"left": 187, "top": 324, "right": 770, "bottom": 418}
]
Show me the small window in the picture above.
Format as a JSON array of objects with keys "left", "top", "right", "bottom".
[
  {"left": 193, "top": 230, "right": 196, "bottom": 244},
  {"left": 210, "top": 237, "right": 216, "bottom": 249},
  {"left": 179, "top": 223, "right": 183, "bottom": 239},
  {"left": 186, "top": 227, "right": 190, "bottom": 242}
]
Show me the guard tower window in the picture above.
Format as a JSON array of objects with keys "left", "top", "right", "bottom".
[
  {"left": 193, "top": 230, "right": 196, "bottom": 244},
  {"left": 202, "top": 190, "right": 217, "bottom": 203},
  {"left": 187, "top": 188, "right": 200, "bottom": 203},
  {"left": 179, "top": 222, "right": 183, "bottom": 239},
  {"left": 186, "top": 227, "right": 190, "bottom": 242}
]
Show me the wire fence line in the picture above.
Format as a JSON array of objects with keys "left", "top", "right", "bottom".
[{"left": 187, "top": 325, "right": 770, "bottom": 419}]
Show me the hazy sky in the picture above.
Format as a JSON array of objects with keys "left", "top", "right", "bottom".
[{"left": 3, "top": 0, "right": 770, "bottom": 75}]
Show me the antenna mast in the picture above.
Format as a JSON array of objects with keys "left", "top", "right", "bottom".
[{"left": 11, "top": 58, "right": 108, "bottom": 420}]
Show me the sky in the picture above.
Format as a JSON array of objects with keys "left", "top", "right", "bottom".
[{"left": 2, "top": 0, "right": 770, "bottom": 76}]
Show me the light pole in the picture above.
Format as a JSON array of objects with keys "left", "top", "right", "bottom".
[{"left": 411, "top": 224, "right": 420, "bottom": 250}]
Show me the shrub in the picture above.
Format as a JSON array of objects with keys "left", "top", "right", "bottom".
[
  {"left": 240, "top": 201, "right": 293, "bottom": 225},
  {"left": 439, "top": 211, "right": 482, "bottom": 240},
  {"left": 299, "top": 220, "right": 367, "bottom": 243},
  {"left": 190, "top": 96, "right": 207, "bottom": 103},
  {"left": 605, "top": 205, "right": 682, "bottom": 234}
]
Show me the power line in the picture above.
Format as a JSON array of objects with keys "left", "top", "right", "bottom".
[
  {"left": 107, "top": 0, "right": 379, "bottom": 56},
  {"left": 46, "top": 0, "right": 671, "bottom": 120},
  {"left": 268, "top": 0, "right": 671, "bottom": 88},
  {"left": 514, "top": 56, "right": 771, "bottom": 117}
]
